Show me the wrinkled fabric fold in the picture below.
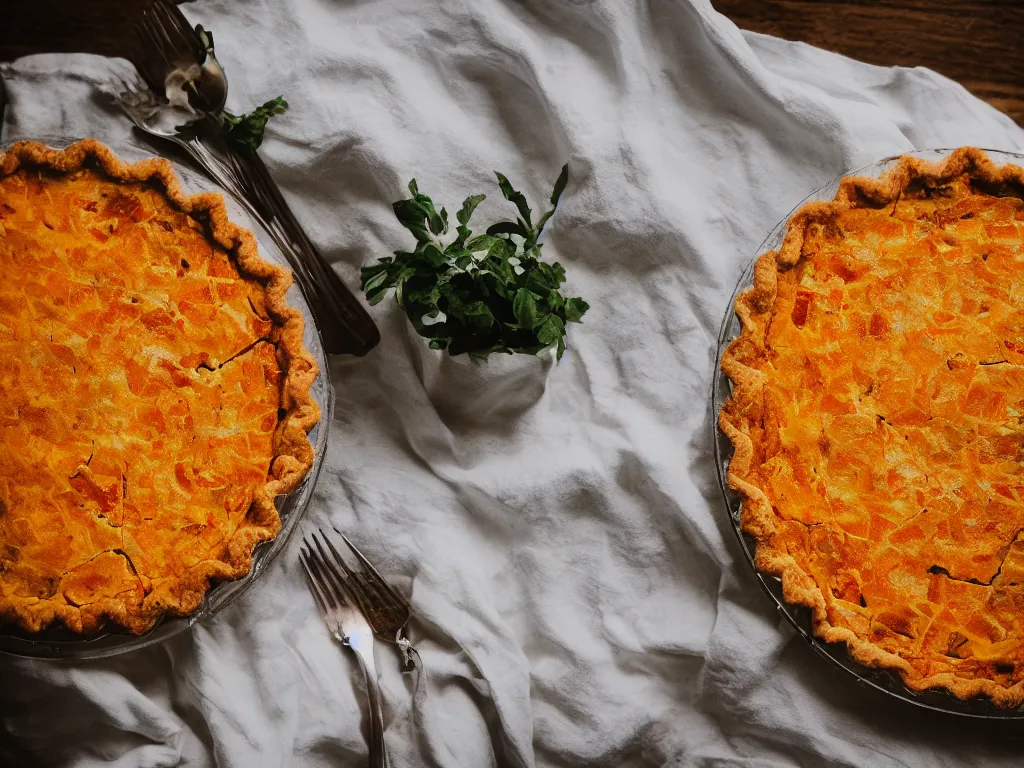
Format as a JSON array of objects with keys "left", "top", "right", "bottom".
[{"left": 2, "top": 0, "right": 1024, "bottom": 766}]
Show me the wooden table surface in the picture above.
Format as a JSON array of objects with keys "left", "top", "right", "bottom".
[
  {"left": 714, "top": 0, "right": 1023, "bottom": 126},
  {"left": 0, "top": 1, "right": 1020, "bottom": 126}
]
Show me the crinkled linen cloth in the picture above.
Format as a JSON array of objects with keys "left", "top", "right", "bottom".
[{"left": 3, "top": 1, "right": 1024, "bottom": 766}]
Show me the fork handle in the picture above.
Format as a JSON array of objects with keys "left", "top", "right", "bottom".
[
  {"left": 170, "top": 119, "right": 379, "bottom": 357},
  {"left": 176, "top": 133, "right": 364, "bottom": 356},
  {"left": 235, "top": 149, "right": 382, "bottom": 357},
  {"left": 346, "top": 632, "right": 389, "bottom": 768}
]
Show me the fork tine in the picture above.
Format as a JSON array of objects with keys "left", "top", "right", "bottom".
[
  {"left": 333, "top": 525, "right": 411, "bottom": 611},
  {"left": 134, "top": 16, "right": 166, "bottom": 89},
  {"left": 311, "top": 529, "right": 355, "bottom": 607},
  {"left": 299, "top": 546, "right": 332, "bottom": 621},
  {"left": 303, "top": 543, "right": 339, "bottom": 610},
  {"left": 318, "top": 530, "right": 380, "bottom": 618},
  {"left": 307, "top": 542, "right": 348, "bottom": 613},
  {"left": 321, "top": 530, "right": 360, "bottom": 582},
  {"left": 150, "top": 0, "right": 201, "bottom": 59},
  {"left": 140, "top": 9, "right": 175, "bottom": 62},
  {"left": 150, "top": 10, "right": 178, "bottom": 57},
  {"left": 137, "top": 8, "right": 184, "bottom": 92},
  {"left": 136, "top": 0, "right": 204, "bottom": 101}
]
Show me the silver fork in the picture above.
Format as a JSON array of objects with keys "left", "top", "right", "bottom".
[
  {"left": 301, "top": 530, "right": 389, "bottom": 768},
  {"left": 112, "top": 86, "right": 340, "bottom": 354},
  {"left": 127, "top": 1, "right": 378, "bottom": 357},
  {"left": 135, "top": 0, "right": 227, "bottom": 113},
  {"left": 325, "top": 526, "right": 418, "bottom": 673},
  {"left": 111, "top": 77, "right": 330, "bottom": 326}
]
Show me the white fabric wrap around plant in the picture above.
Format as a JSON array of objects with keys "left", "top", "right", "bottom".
[{"left": 3, "top": 1, "right": 1024, "bottom": 766}]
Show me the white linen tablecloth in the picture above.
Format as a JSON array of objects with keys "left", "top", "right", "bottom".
[{"left": 3, "top": 1, "right": 1024, "bottom": 765}]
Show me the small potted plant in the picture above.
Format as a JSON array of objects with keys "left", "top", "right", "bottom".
[{"left": 362, "top": 166, "right": 588, "bottom": 422}]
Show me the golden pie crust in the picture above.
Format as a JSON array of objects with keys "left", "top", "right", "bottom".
[
  {"left": 720, "top": 147, "right": 1024, "bottom": 706},
  {"left": 0, "top": 139, "right": 319, "bottom": 635}
]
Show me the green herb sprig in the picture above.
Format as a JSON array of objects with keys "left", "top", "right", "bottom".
[
  {"left": 222, "top": 96, "right": 289, "bottom": 153},
  {"left": 362, "top": 165, "right": 589, "bottom": 360}
]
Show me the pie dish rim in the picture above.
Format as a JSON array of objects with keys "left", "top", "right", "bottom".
[{"left": 717, "top": 146, "right": 1024, "bottom": 710}]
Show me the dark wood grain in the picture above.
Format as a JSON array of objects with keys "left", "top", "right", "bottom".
[
  {"left": 0, "top": 2, "right": 1020, "bottom": 126},
  {"left": 714, "top": 0, "right": 1024, "bottom": 126},
  {"left": 0, "top": 0, "right": 158, "bottom": 65}
]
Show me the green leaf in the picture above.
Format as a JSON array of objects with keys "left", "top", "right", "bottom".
[
  {"left": 388, "top": 253, "right": 416, "bottom": 270},
  {"left": 466, "top": 234, "right": 502, "bottom": 252},
  {"left": 365, "top": 284, "right": 391, "bottom": 305},
  {"left": 393, "top": 200, "right": 432, "bottom": 243},
  {"left": 488, "top": 237, "right": 513, "bottom": 259},
  {"left": 361, "top": 259, "right": 398, "bottom": 305},
  {"left": 222, "top": 96, "right": 289, "bottom": 153},
  {"left": 495, "top": 172, "right": 533, "bottom": 227},
  {"left": 526, "top": 265, "right": 555, "bottom": 293},
  {"left": 489, "top": 249, "right": 514, "bottom": 284},
  {"left": 537, "top": 314, "right": 565, "bottom": 346},
  {"left": 406, "top": 279, "right": 441, "bottom": 307},
  {"left": 360, "top": 261, "right": 390, "bottom": 286},
  {"left": 550, "top": 164, "right": 569, "bottom": 207},
  {"left": 565, "top": 297, "right": 589, "bottom": 323},
  {"left": 421, "top": 200, "right": 445, "bottom": 235},
  {"left": 536, "top": 164, "right": 569, "bottom": 234},
  {"left": 461, "top": 301, "right": 495, "bottom": 329},
  {"left": 486, "top": 277, "right": 508, "bottom": 299},
  {"left": 362, "top": 268, "right": 391, "bottom": 294},
  {"left": 486, "top": 221, "right": 529, "bottom": 239},
  {"left": 422, "top": 244, "right": 447, "bottom": 267},
  {"left": 402, "top": 181, "right": 446, "bottom": 236},
  {"left": 513, "top": 288, "right": 543, "bottom": 329},
  {"left": 384, "top": 165, "right": 587, "bottom": 359},
  {"left": 457, "top": 194, "right": 486, "bottom": 226}
]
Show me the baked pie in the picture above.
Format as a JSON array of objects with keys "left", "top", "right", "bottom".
[
  {"left": 720, "top": 147, "right": 1024, "bottom": 706},
  {"left": 0, "top": 140, "right": 319, "bottom": 635}
]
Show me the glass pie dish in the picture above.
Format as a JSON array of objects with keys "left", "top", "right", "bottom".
[
  {"left": 0, "top": 135, "right": 333, "bottom": 660},
  {"left": 712, "top": 147, "right": 1024, "bottom": 718}
]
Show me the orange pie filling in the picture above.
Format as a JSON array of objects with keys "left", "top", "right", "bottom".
[
  {"left": 0, "top": 140, "right": 318, "bottom": 635},
  {"left": 721, "top": 148, "right": 1024, "bottom": 705}
]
